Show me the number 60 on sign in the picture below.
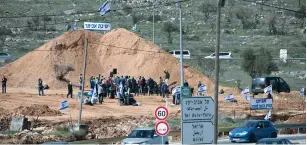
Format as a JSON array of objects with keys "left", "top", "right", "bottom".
[{"left": 154, "top": 106, "right": 168, "bottom": 120}]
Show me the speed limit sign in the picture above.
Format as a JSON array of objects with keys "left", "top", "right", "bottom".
[{"left": 155, "top": 106, "right": 168, "bottom": 120}]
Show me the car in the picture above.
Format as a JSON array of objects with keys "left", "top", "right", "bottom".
[
  {"left": 0, "top": 52, "right": 12, "bottom": 63},
  {"left": 229, "top": 120, "right": 278, "bottom": 143},
  {"left": 204, "top": 52, "right": 233, "bottom": 59},
  {"left": 256, "top": 138, "right": 294, "bottom": 144},
  {"left": 251, "top": 77, "right": 290, "bottom": 95},
  {"left": 169, "top": 50, "right": 191, "bottom": 59},
  {"left": 121, "top": 127, "right": 169, "bottom": 145}
]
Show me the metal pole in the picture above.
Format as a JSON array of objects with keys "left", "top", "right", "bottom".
[
  {"left": 177, "top": 0, "right": 184, "bottom": 144},
  {"left": 162, "top": 135, "right": 163, "bottom": 145},
  {"left": 214, "top": 0, "right": 221, "bottom": 144},
  {"left": 78, "top": 39, "right": 88, "bottom": 125},
  {"left": 152, "top": 1, "right": 155, "bottom": 43}
]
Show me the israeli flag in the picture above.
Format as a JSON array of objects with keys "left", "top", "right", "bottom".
[
  {"left": 264, "top": 85, "right": 272, "bottom": 94},
  {"left": 198, "top": 85, "right": 208, "bottom": 93},
  {"left": 59, "top": 100, "right": 68, "bottom": 110},
  {"left": 172, "top": 86, "right": 181, "bottom": 96},
  {"left": 224, "top": 94, "right": 234, "bottom": 101},
  {"left": 264, "top": 110, "right": 272, "bottom": 120},
  {"left": 73, "top": 23, "right": 77, "bottom": 31},
  {"left": 99, "top": 1, "right": 111, "bottom": 16},
  {"left": 241, "top": 87, "right": 249, "bottom": 95},
  {"left": 245, "top": 95, "right": 251, "bottom": 101},
  {"left": 300, "top": 87, "right": 305, "bottom": 95}
]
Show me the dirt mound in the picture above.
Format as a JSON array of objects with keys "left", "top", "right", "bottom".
[
  {"left": 0, "top": 107, "right": 11, "bottom": 131},
  {"left": 0, "top": 28, "right": 213, "bottom": 91},
  {"left": 12, "top": 104, "right": 62, "bottom": 116},
  {"left": 286, "top": 114, "right": 306, "bottom": 123}
]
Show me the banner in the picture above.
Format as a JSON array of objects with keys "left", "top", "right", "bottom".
[
  {"left": 198, "top": 85, "right": 208, "bottom": 93},
  {"left": 264, "top": 85, "right": 272, "bottom": 94},
  {"left": 250, "top": 98, "right": 273, "bottom": 110},
  {"left": 84, "top": 22, "right": 111, "bottom": 31}
]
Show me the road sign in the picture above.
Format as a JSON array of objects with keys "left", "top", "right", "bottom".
[
  {"left": 84, "top": 22, "right": 111, "bottom": 31},
  {"left": 181, "top": 86, "right": 191, "bottom": 98},
  {"left": 155, "top": 121, "right": 170, "bottom": 136},
  {"left": 155, "top": 106, "right": 168, "bottom": 120},
  {"left": 182, "top": 121, "right": 214, "bottom": 144},
  {"left": 182, "top": 97, "right": 214, "bottom": 121}
]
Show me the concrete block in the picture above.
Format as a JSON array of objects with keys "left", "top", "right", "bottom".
[
  {"left": 10, "top": 116, "right": 30, "bottom": 131},
  {"left": 69, "top": 124, "right": 88, "bottom": 136}
]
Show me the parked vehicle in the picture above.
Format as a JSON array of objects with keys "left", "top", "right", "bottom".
[
  {"left": 204, "top": 52, "right": 233, "bottom": 59},
  {"left": 256, "top": 138, "right": 294, "bottom": 144},
  {"left": 0, "top": 52, "right": 12, "bottom": 63},
  {"left": 229, "top": 120, "right": 278, "bottom": 143},
  {"left": 251, "top": 77, "right": 290, "bottom": 95},
  {"left": 169, "top": 50, "right": 191, "bottom": 59},
  {"left": 121, "top": 127, "right": 168, "bottom": 145}
]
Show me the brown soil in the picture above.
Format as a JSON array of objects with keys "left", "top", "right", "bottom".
[
  {"left": 286, "top": 114, "right": 306, "bottom": 123},
  {"left": 12, "top": 104, "right": 62, "bottom": 117},
  {"left": 0, "top": 29, "right": 213, "bottom": 91}
]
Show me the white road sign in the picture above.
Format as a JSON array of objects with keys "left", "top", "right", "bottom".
[
  {"left": 154, "top": 106, "right": 168, "bottom": 120},
  {"left": 182, "top": 121, "right": 214, "bottom": 144},
  {"left": 182, "top": 97, "right": 214, "bottom": 121},
  {"left": 84, "top": 22, "right": 111, "bottom": 31},
  {"left": 155, "top": 121, "right": 170, "bottom": 136}
]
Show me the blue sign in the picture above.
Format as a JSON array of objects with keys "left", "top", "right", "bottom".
[{"left": 250, "top": 98, "right": 273, "bottom": 110}]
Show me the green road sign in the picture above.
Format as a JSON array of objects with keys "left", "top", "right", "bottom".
[{"left": 181, "top": 86, "right": 191, "bottom": 98}]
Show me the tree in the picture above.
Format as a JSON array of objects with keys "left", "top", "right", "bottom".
[
  {"left": 234, "top": 7, "right": 257, "bottom": 29},
  {"left": 0, "top": 26, "right": 12, "bottom": 50},
  {"left": 267, "top": 14, "right": 277, "bottom": 34},
  {"left": 131, "top": 13, "right": 140, "bottom": 25},
  {"left": 162, "top": 22, "right": 178, "bottom": 44},
  {"left": 294, "top": 5, "right": 306, "bottom": 28},
  {"left": 198, "top": 1, "right": 216, "bottom": 22},
  {"left": 241, "top": 48, "right": 278, "bottom": 78},
  {"left": 122, "top": 4, "right": 132, "bottom": 14}
]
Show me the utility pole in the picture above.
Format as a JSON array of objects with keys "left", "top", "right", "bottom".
[
  {"left": 152, "top": 0, "right": 155, "bottom": 43},
  {"left": 78, "top": 39, "right": 88, "bottom": 125},
  {"left": 214, "top": 0, "right": 223, "bottom": 144}
]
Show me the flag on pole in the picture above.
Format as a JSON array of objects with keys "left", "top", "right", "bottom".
[
  {"left": 198, "top": 85, "right": 208, "bottom": 93},
  {"left": 59, "top": 100, "right": 68, "bottom": 110},
  {"left": 264, "top": 85, "right": 272, "bottom": 94},
  {"left": 172, "top": 86, "right": 181, "bottom": 96},
  {"left": 98, "top": 1, "right": 111, "bottom": 16},
  {"left": 241, "top": 87, "right": 250, "bottom": 95},
  {"left": 300, "top": 87, "right": 305, "bottom": 95},
  {"left": 264, "top": 110, "right": 272, "bottom": 120},
  {"left": 73, "top": 23, "right": 77, "bottom": 31}
]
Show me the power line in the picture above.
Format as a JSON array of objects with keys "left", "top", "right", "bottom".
[
  {"left": 240, "top": 0, "right": 305, "bottom": 14},
  {"left": 0, "top": 0, "right": 191, "bottom": 19}
]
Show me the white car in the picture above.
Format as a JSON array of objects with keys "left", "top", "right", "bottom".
[
  {"left": 0, "top": 52, "right": 12, "bottom": 63},
  {"left": 169, "top": 50, "right": 191, "bottom": 59},
  {"left": 121, "top": 128, "right": 169, "bottom": 145},
  {"left": 204, "top": 52, "right": 233, "bottom": 59}
]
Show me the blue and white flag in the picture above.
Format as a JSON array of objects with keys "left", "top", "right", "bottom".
[
  {"left": 264, "top": 110, "right": 271, "bottom": 120},
  {"left": 198, "top": 85, "right": 208, "bottom": 93},
  {"left": 245, "top": 95, "right": 251, "bottom": 101},
  {"left": 99, "top": 1, "right": 111, "bottom": 16},
  {"left": 241, "top": 87, "right": 250, "bottom": 95},
  {"left": 264, "top": 85, "right": 272, "bottom": 94},
  {"left": 73, "top": 23, "right": 77, "bottom": 31},
  {"left": 224, "top": 94, "right": 234, "bottom": 101},
  {"left": 300, "top": 87, "right": 305, "bottom": 95},
  {"left": 59, "top": 100, "right": 68, "bottom": 110},
  {"left": 172, "top": 86, "right": 181, "bottom": 95}
]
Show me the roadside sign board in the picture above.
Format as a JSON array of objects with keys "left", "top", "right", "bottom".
[
  {"left": 155, "top": 121, "right": 170, "bottom": 136},
  {"left": 181, "top": 96, "right": 214, "bottom": 144},
  {"left": 250, "top": 98, "right": 273, "bottom": 110},
  {"left": 154, "top": 106, "right": 169, "bottom": 120},
  {"left": 182, "top": 97, "right": 214, "bottom": 121},
  {"left": 182, "top": 121, "right": 214, "bottom": 144},
  {"left": 84, "top": 22, "right": 111, "bottom": 31},
  {"left": 181, "top": 86, "right": 191, "bottom": 98}
]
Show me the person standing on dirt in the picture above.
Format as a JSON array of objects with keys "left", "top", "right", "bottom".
[
  {"left": 164, "top": 70, "right": 170, "bottom": 85},
  {"left": 161, "top": 81, "right": 168, "bottom": 98},
  {"left": 38, "top": 78, "right": 44, "bottom": 96},
  {"left": 67, "top": 82, "right": 73, "bottom": 98},
  {"left": 141, "top": 77, "right": 146, "bottom": 96},
  {"left": 159, "top": 77, "right": 163, "bottom": 96},
  {"left": 2, "top": 76, "right": 7, "bottom": 93},
  {"left": 137, "top": 76, "right": 142, "bottom": 96}
]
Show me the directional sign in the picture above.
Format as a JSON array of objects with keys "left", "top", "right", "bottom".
[
  {"left": 182, "top": 97, "right": 214, "bottom": 121},
  {"left": 181, "top": 86, "right": 191, "bottom": 98},
  {"left": 155, "top": 106, "right": 169, "bottom": 120},
  {"left": 182, "top": 121, "right": 214, "bottom": 144},
  {"left": 155, "top": 121, "right": 170, "bottom": 136}
]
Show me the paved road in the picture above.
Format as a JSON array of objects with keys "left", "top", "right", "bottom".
[{"left": 172, "top": 134, "right": 306, "bottom": 144}]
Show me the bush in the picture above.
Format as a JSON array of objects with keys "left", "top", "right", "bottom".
[
  {"left": 146, "top": 15, "right": 162, "bottom": 22},
  {"left": 122, "top": 4, "right": 132, "bottom": 14},
  {"left": 162, "top": 22, "right": 179, "bottom": 44},
  {"left": 198, "top": 1, "right": 216, "bottom": 21}
]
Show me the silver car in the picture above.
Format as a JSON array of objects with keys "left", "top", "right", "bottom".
[{"left": 121, "top": 127, "right": 169, "bottom": 145}]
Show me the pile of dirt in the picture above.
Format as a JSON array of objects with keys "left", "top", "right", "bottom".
[
  {"left": 286, "top": 114, "right": 306, "bottom": 123},
  {"left": 12, "top": 104, "right": 62, "bottom": 117},
  {"left": 0, "top": 29, "right": 213, "bottom": 91}
]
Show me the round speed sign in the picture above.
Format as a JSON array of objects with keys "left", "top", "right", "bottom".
[
  {"left": 154, "top": 106, "right": 169, "bottom": 120},
  {"left": 155, "top": 121, "right": 170, "bottom": 136}
]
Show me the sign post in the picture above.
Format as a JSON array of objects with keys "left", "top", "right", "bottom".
[
  {"left": 181, "top": 96, "right": 215, "bottom": 144},
  {"left": 155, "top": 106, "right": 169, "bottom": 145}
]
